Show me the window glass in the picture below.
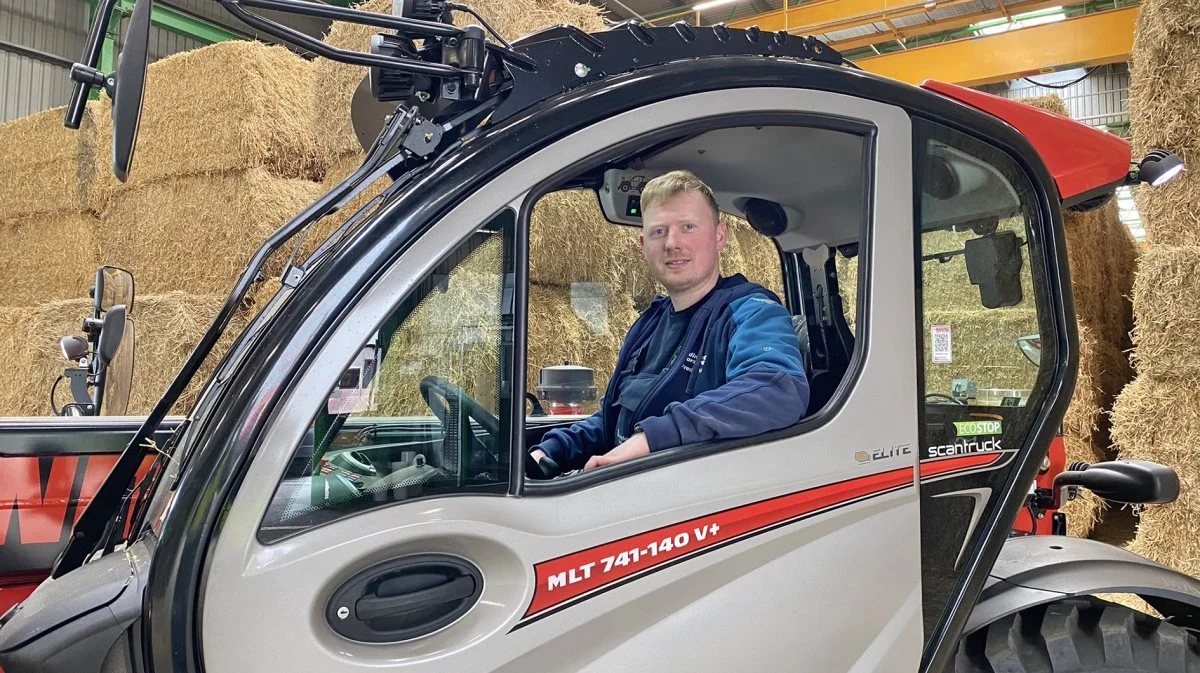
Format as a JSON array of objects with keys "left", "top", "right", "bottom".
[
  {"left": 525, "top": 189, "right": 786, "bottom": 419},
  {"left": 917, "top": 130, "right": 1042, "bottom": 406},
  {"left": 260, "top": 211, "right": 515, "bottom": 542}
]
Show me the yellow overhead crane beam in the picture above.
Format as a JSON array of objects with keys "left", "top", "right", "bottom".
[
  {"left": 727, "top": 0, "right": 1068, "bottom": 50},
  {"left": 855, "top": 6, "right": 1137, "bottom": 86}
]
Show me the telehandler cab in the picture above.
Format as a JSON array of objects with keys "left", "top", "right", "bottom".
[{"left": 1, "top": 0, "right": 1198, "bottom": 672}]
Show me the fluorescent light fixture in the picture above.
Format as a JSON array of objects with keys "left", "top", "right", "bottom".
[{"left": 693, "top": 0, "right": 737, "bottom": 11}]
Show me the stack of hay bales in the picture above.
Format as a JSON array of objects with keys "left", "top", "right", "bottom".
[
  {"left": 1021, "top": 95, "right": 1139, "bottom": 537},
  {"left": 1112, "top": 0, "right": 1200, "bottom": 576},
  {"left": 0, "top": 40, "right": 327, "bottom": 416}
]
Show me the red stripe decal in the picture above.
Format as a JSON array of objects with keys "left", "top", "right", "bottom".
[
  {"left": 919, "top": 452, "right": 1003, "bottom": 479},
  {"left": 524, "top": 468, "right": 912, "bottom": 618}
]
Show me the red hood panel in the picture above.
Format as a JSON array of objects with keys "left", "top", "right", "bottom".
[{"left": 921, "top": 80, "right": 1130, "bottom": 203}]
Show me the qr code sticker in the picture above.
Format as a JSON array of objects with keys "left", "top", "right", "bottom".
[{"left": 931, "top": 325, "right": 952, "bottom": 363}]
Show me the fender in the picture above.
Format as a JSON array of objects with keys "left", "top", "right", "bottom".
[{"left": 965, "top": 535, "right": 1200, "bottom": 634}]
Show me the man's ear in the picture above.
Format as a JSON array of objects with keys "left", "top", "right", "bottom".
[{"left": 716, "top": 218, "right": 728, "bottom": 249}]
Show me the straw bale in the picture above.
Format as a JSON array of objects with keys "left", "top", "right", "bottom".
[
  {"left": 313, "top": 0, "right": 609, "bottom": 156},
  {"left": 3, "top": 292, "right": 259, "bottom": 417},
  {"left": 529, "top": 189, "right": 658, "bottom": 300},
  {"left": 91, "top": 41, "right": 324, "bottom": 202},
  {"left": 1137, "top": 0, "right": 1200, "bottom": 52},
  {"left": 1063, "top": 200, "right": 1138, "bottom": 351},
  {"left": 0, "top": 105, "right": 101, "bottom": 219},
  {"left": 1111, "top": 375, "right": 1200, "bottom": 463},
  {"left": 1129, "top": 245, "right": 1200, "bottom": 379},
  {"left": 1020, "top": 94, "right": 1069, "bottom": 117},
  {"left": 1094, "top": 593, "right": 1161, "bottom": 617},
  {"left": 921, "top": 308, "right": 1040, "bottom": 395},
  {"left": 1129, "top": 31, "right": 1200, "bottom": 244},
  {"left": 0, "top": 210, "right": 100, "bottom": 306},
  {"left": 0, "top": 309, "right": 40, "bottom": 416},
  {"left": 725, "top": 216, "right": 785, "bottom": 298},
  {"left": 99, "top": 169, "right": 325, "bottom": 296}
]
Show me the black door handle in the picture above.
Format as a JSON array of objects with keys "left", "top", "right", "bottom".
[
  {"left": 355, "top": 574, "right": 476, "bottom": 621},
  {"left": 327, "top": 555, "right": 483, "bottom": 643}
]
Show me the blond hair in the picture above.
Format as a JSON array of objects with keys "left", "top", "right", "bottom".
[{"left": 640, "top": 170, "right": 720, "bottom": 223}]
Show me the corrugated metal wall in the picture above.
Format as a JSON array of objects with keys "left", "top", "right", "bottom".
[
  {"left": 1, "top": 0, "right": 328, "bottom": 123},
  {"left": 981, "top": 63, "right": 1130, "bottom": 130},
  {"left": 0, "top": 0, "right": 86, "bottom": 122}
]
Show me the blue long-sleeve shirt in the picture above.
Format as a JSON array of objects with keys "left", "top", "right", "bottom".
[{"left": 534, "top": 274, "right": 810, "bottom": 470}]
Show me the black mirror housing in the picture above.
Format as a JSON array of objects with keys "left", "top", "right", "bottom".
[
  {"left": 964, "top": 231, "right": 1024, "bottom": 309},
  {"left": 96, "top": 304, "right": 127, "bottom": 368},
  {"left": 1054, "top": 460, "right": 1180, "bottom": 506}
]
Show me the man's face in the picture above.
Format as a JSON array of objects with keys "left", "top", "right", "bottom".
[{"left": 640, "top": 190, "right": 727, "bottom": 296}]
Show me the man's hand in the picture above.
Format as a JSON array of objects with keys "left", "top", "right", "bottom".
[{"left": 584, "top": 433, "right": 650, "bottom": 471}]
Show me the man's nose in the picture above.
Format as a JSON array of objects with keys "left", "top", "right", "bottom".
[{"left": 663, "top": 228, "right": 681, "bottom": 249}]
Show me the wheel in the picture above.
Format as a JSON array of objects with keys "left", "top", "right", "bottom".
[{"left": 954, "top": 597, "right": 1200, "bottom": 672}]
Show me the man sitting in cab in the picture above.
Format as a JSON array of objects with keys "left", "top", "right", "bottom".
[{"left": 527, "top": 170, "right": 810, "bottom": 477}]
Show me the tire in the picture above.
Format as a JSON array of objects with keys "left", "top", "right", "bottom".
[{"left": 954, "top": 597, "right": 1200, "bottom": 672}]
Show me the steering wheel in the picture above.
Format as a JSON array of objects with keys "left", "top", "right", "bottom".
[{"left": 419, "top": 375, "right": 503, "bottom": 478}]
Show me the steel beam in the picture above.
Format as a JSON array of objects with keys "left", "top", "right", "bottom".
[
  {"left": 114, "top": 0, "right": 247, "bottom": 43},
  {"left": 854, "top": 6, "right": 1136, "bottom": 86},
  {"left": 725, "top": 0, "right": 1109, "bottom": 53}
]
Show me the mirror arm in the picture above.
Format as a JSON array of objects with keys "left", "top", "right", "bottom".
[
  {"left": 217, "top": 0, "right": 468, "bottom": 78},
  {"left": 64, "top": 0, "right": 122, "bottom": 128},
  {"left": 236, "top": 0, "right": 463, "bottom": 37}
]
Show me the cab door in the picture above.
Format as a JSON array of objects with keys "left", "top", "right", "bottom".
[{"left": 197, "top": 85, "right": 922, "bottom": 672}]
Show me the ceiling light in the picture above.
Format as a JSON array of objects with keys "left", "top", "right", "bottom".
[{"left": 692, "top": 0, "right": 738, "bottom": 11}]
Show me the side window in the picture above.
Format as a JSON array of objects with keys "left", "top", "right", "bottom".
[
  {"left": 260, "top": 211, "right": 515, "bottom": 542},
  {"left": 916, "top": 124, "right": 1044, "bottom": 411},
  {"left": 525, "top": 190, "right": 786, "bottom": 419}
]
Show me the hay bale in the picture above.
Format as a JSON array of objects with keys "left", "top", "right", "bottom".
[
  {"left": 1020, "top": 94, "right": 1069, "bottom": 117},
  {"left": 313, "top": 0, "right": 610, "bottom": 157},
  {"left": 0, "top": 309, "right": 40, "bottom": 415},
  {"left": 0, "top": 106, "right": 101, "bottom": 219},
  {"left": 1113, "top": 377, "right": 1200, "bottom": 576},
  {"left": 724, "top": 215, "right": 785, "bottom": 299},
  {"left": 1130, "top": 19, "right": 1200, "bottom": 245},
  {"left": 6, "top": 292, "right": 258, "bottom": 417},
  {"left": 921, "top": 308, "right": 1040, "bottom": 395},
  {"left": 1137, "top": 0, "right": 1200, "bottom": 53},
  {"left": 529, "top": 189, "right": 658, "bottom": 300},
  {"left": 99, "top": 169, "right": 325, "bottom": 296},
  {"left": 1063, "top": 201, "right": 1138, "bottom": 352},
  {"left": 0, "top": 211, "right": 100, "bottom": 306},
  {"left": 1129, "top": 245, "right": 1200, "bottom": 379},
  {"left": 91, "top": 41, "right": 324, "bottom": 203}
]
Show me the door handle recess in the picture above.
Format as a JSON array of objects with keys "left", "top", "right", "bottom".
[
  {"left": 326, "top": 554, "right": 483, "bottom": 643},
  {"left": 355, "top": 574, "right": 476, "bottom": 621}
]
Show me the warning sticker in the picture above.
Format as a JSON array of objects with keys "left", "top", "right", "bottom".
[{"left": 931, "top": 325, "right": 952, "bottom": 363}]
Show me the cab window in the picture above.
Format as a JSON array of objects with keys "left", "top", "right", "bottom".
[{"left": 259, "top": 211, "right": 516, "bottom": 542}]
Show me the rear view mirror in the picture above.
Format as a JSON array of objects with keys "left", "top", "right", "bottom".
[
  {"left": 94, "top": 266, "right": 135, "bottom": 313},
  {"left": 964, "top": 231, "right": 1023, "bottom": 308},
  {"left": 1054, "top": 460, "right": 1180, "bottom": 506},
  {"left": 111, "top": 0, "right": 152, "bottom": 181}
]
